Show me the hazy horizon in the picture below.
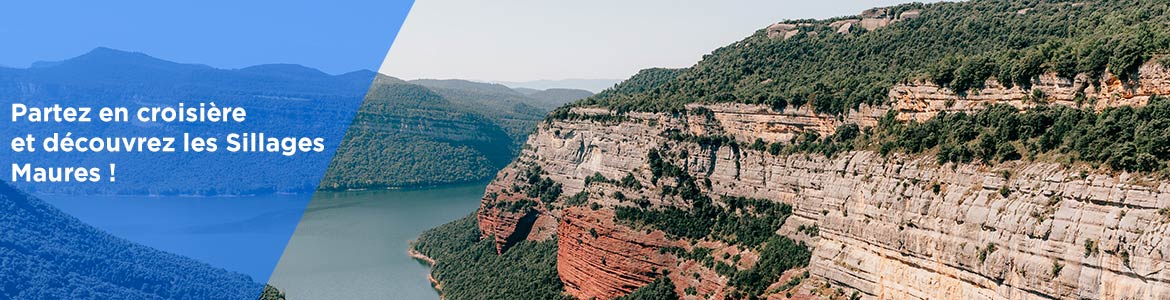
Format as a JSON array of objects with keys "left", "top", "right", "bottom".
[
  {"left": 380, "top": 0, "right": 940, "bottom": 83},
  {"left": 0, "top": 1, "right": 411, "bottom": 75},
  {"left": 374, "top": 75, "right": 622, "bottom": 93}
]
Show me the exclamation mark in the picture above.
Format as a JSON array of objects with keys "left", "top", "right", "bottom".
[{"left": 109, "top": 164, "right": 116, "bottom": 182}]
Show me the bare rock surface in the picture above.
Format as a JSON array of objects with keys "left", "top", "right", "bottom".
[{"left": 474, "top": 59, "right": 1170, "bottom": 300}]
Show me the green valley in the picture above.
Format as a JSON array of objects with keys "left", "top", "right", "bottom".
[{"left": 319, "top": 76, "right": 592, "bottom": 190}]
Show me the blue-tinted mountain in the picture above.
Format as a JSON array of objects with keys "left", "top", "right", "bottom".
[
  {"left": 0, "top": 48, "right": 374, "bottom": 195},
  {"left": 0, "top": 182, "right": 262, "bottom": 299}
]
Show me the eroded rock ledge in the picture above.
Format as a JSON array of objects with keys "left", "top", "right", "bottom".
[{"left": 476, "top": 63, "right": 1170, "bottom": 299}]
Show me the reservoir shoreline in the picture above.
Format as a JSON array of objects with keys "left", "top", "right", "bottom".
[
  {"left": 408, "top": 248, "right": 446, "bottom": 299},
  {"left": 267, "top": 183, "right": 485, "bottom": 300}
]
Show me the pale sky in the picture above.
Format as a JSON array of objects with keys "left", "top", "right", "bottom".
[{"left": 380, "top": 0, "right": 938, "bottom": 82}]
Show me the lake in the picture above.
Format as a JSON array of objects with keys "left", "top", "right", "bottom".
[
  {"left": 40, "top": 192, "right": 312, "bottom": 283},
  {"left": 267, "top": 183, "right": 486, "bottom": 300}
]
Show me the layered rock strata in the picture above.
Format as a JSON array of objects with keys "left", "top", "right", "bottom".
[
  {"left": 890, "top": 61, "right": 1170, "bottom": 122},
  {"left": 476, "top": 64, "right": 1170, "bottom": 299}
]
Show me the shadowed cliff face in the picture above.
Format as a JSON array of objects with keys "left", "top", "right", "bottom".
[{"left": 475, "top": 63, "right": 1170, "bottom": 300}]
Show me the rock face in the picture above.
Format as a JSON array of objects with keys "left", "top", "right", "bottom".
[
  {"left": 766, "top": 23, "right": 800, "bottom": 40},
  {"left": 693, "top": 103, "right": 885, "bottom": 144},
  {"left": 558, "top": 207, "right": 677, "bottom": 299},
  {"left": 772, "top": 7, "right": 923, "bottom": 40},
  {"left": 476, "top": 63, "right": 1170, "bottom": 299},
  {"left": 889, "top": 61, "right": 1170, "bottom": 122}
]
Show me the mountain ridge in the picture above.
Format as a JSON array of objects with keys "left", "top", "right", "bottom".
[
  {"left": 318, "top": 75, "right": 593, "bottom": 190},
  {"left": 495, "top": 78, "right": 623, "bottom": 93}
]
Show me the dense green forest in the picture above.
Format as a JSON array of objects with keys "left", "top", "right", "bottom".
[
  {"left": 565, "top": 0, "right": 1170, "bottom": 116},
  {"left": 684, "top": 94, "right": 1170, "bottom": 176},
  {"left": 614, "top": 277, "right": 678, "bottom": 300},
  {"left": 0, "top": 182, "right": 265, "bottom": 299},
  {"left": 554, "top": 0, "right": 1170, "bottom": 176},
  {"left": 320, "top": 77, "right": 592, "bottom": 190},
  {"left": 411, "top": 214, "right": 569, "bottom": 300},
  {"left": 411, "top": 79, "right": 558, "bottom": 142},
  {"left": 893, "top": 101, "right": 1170, "bottom": 173}
]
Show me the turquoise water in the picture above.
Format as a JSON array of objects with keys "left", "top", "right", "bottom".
[{"left": 267, "top": 183, "right": 486, "bottom": 300}]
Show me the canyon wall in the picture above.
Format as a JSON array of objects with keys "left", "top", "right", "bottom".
[
  {"left": 476, "top": 63, "right": 1170, "bottom": 299},
  {"left": 889, "top": 62, "right": 1170, "bottom": 122}
]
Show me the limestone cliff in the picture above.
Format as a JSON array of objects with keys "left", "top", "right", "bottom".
[{"left": 475, "top": 62, "right": 1170, "bottom": 299}]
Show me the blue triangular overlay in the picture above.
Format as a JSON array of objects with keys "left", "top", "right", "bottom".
[{"left": 0, "top": 1, "right": 415, "bottom": 299}]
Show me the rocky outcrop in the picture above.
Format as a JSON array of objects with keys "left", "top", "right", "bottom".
[
  {"left": 772, "top": 8, "right": 922, "bottom": 40},
  {"left": 476, "top": 205, "right": 537, "bottom": 254},
  {"left": 830, "top": 20, "right": 859, "bottom": 34},
  {"left": 558, "top": 207, "right": 678, "bottom": 299},
  {"left": 766, "top": 23, "right": 801, "bottom": 40},
  {"left": 889, "top": 61, "right": 1170, "bottom": 122},
  {"left": 475, "top": 59, "right": 1170, "bottom": 300},
  {"left": 476, "top": 165, "right": 560, "bottom": 254},
  {"left": 858, "top": 8, "right": 921, "bottom": 31},
  {"left": 793, "top": 153, "right": 1170, "bottom": 300},
  {"left": 691, "top": 103, "right": 885, "bottom": 144}
]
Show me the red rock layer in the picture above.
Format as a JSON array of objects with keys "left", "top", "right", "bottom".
[
  {"left": 476, "top": 166, "right": 548, "bottom": 254},
  {"left": 557, "top": 207, "right": 678, "bottom": 299},
  {"left": 476, "top": 205, "right": 532, "bottom": 254}
]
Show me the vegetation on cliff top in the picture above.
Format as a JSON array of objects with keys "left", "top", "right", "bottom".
[
  {"left": 412, "top": 214, "right": 569, "bottom": 300},
  {"left": 616, "top": 149, "right": 811, "bottom": 298},
  {"left": 563, "top": 0, "right": 1170, "bottom": 116},
  {"left": 876, "top": 99, "right": 1170, "bottom": 174},
  {"left": 549, "top": 0, "right": 1170, "bottom": 176},
  {"left": 614, "top": 277, "right": 679, "bottom": 300},
  {"left": 746, "top": 97, "right": 1170, "bottom": 175}
]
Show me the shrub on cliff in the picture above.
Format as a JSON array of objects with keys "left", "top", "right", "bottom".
[
  {"left": 561, "top": 0, "right": 1170, "bottom": 116},
  {"left": 728, "top": 236, "right": 811, "bottom": 296},
  {"left": 413, "top": 214, "right": 569, "bottom": 300},
  {"left": 871, "top": 98, "right": 1170, "bottom": 174},
  {"left": 615, "top": 277, "right": 679, "bottom": 300}
]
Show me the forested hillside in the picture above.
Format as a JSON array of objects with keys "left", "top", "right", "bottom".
[
  {"left": 319, "top": 76, "right": 592, "bottom": 190},
  {"left": 411, "top": 214, "right": 566, "bottom": 300},
  {"left": 568, "top": 0, "right": 1170, "bottom": 115},
  {"left": 0, "top": 182, "right": 263, "bottom": 299},
  {"left": 555, "top": 0, "right": 1170, "bottom": 176},
  {"left": 0, "top": 48, "right": 373, "bottom": 195}
]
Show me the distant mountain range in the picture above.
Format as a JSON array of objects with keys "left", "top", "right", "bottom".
[
  {"left": 494, "top": 78, "right": 622, "bottom": 93},
  {"left": 0, "top": 48, "right": 597, "bottom": 194},
  {"left": 0, "top": 47, "right": 374, "bottom": 195},
  {"left": 0, "top": 182, "right": 263, "bottom": 299},
  {"left": 318, "top": 76, "right": 593, "bottom": 190}
]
